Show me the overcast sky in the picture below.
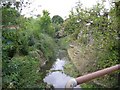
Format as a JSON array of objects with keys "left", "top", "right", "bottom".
[{"left": 21, "top": 0, "right": 110, "bottom": 19}]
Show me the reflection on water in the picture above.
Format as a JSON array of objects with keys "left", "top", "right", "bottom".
[
  {"left": 43, "top": 58, "right": 81, "bottom": 89},
  {"left": 51, "top": 58, "right": 66, "bottom": 71},
  {"left": 44, "top": 71, "right": 71, "bottom": 88},
  {"left": 44, "top": 58, "right": 71, "bottom": 88}
]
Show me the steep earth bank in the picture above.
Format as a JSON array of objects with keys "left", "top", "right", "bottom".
[{"left": 67, "top": 41, "right": 117, "bottom": 88}]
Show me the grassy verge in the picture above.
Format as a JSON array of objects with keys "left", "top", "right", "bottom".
[{"left": 64, "top": 61, "right": 79, "bottom": 77}]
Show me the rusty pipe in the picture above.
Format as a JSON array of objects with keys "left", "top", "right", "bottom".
[{"left": 65, "top": 64, "right": 120, "bottom": 88}]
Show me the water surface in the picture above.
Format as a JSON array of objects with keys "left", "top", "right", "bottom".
[{"left": 43, "top": 58, "right": 80, "bottom": 89}]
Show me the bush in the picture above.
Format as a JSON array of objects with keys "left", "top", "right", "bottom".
[
  {"left": 35, "top": 33, "right": 56, "bottom": 60},
  {"left": 2, "top": 28, "right": 32, "bottom": 57},
  {"left": 58, "top": 35, "right": 75, "bottom": 50},
  {"left": 2, "top": 55, "right": 46, "bottom": 88}
]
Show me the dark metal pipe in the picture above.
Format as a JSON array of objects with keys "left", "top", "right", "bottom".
[{"left": 65, "top": 64, "right": 120, "bottom": 88}]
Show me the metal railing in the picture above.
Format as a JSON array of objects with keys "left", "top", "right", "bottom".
[{"left": 65, "top": 64, "right": 120, "bottom": 88}]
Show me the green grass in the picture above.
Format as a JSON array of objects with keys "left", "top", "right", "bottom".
[
  {"left": 64, "top": 61, "right": 79, "bottom": 77},
  {"left": 58, "top": 34, "right": 75, "bottom": 50}
]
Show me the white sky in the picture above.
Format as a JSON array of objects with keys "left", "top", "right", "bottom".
[{"left": 21, "top": 0, "right": 110, "bottom": 19}]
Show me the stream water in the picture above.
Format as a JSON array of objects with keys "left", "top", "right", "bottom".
[
  {"left": 43, "top": 50, "right": 81, "bottom": 89},
  {"left": 43, "top": 58, "right": 71, "bottom": 88}
]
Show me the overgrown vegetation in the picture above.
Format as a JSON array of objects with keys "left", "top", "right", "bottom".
[
  {"left": 62, "top": 1, "right": 120, "bottom": 88},
  {"left": 1, "top": 0, "right": 120, "bottom": 89},
  {"left": 2, "top": 1, "right": 57, "bottom": 88}
]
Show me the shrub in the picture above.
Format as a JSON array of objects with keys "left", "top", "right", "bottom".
[
  {"left": 35, "top": 33, "right": 56, "bottom": 60},
  {"left": 2, "top": 55, "right": 45, "bottom": 88}
]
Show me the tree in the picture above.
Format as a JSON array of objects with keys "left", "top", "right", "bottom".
[
  {"left": 38, "top": 10, "right": 55, "bottom": 36},
  {"left": 52, "top": 15, "right": 64, "bottom": 24},
  {"left": 2, "top": 3, "right": 20, "bottom": 26},
  {"left": 51, "top": 15, "right": 64, "bottom": 33},
  {"left": 62, "top": 1, "right": 119, "bottom": 88}
]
